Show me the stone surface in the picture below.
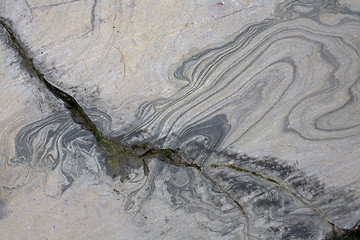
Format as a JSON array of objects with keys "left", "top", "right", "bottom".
[{"left": 0, "top": 0, "right": 360, "bottom": 239}]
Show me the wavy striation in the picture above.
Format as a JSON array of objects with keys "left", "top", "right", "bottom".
[
  {"left": 3, "top": 0, "right": 360, "bottom": 238},
  {"left": 5, "top": 109, "right": 112, "bottom": 198},
  {"left": 130, "top": 1, "right": 360, "bottom": 145},
  {"left": 123, "top": 0, "right": 360, "bottom": 237}
]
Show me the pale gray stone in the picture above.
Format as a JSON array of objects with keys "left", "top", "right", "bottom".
[{"left": 0, "top": 0, "right": 359, "bottom": 239}]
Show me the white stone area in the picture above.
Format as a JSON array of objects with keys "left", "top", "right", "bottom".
[{"left": 1, "top": 0, "right": 360, "bottom": 239}]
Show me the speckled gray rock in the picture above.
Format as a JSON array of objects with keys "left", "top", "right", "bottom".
[{"left": 0, "top": 0, "right": 360, "bottom": 239}]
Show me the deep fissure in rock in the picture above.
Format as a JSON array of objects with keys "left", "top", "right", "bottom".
[{"left": 1, "top": 17, "right": 358, "bottom": 238}]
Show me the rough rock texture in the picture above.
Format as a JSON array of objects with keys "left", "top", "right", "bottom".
[{"left": 0, "top": 0, "right": 360, "bottom": 239}]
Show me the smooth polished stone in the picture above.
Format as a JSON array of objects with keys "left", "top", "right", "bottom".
[{"left": 0, "top": 0, "right": 360, "bottom": 239}]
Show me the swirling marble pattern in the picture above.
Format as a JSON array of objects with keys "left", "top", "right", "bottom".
[
  {"left": 5, "top": 109, "right": 112, "bottom": 198},
  {"left": 133, "top": 2, "right": 360, "bottom": 145},
  {"left": 1, "top": 0, "right": 360, "bottom": 239},
  {"left": 123, "top": 0, "right": 360, "bottom": 235}
]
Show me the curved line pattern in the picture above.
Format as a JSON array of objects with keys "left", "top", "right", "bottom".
[{"left": 3, "top": 0, "right": 360, "bottom": 238}]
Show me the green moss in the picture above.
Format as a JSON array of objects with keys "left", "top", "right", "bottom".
[{"left": 0, "top": 19, "right": 307, "bottom": 189}]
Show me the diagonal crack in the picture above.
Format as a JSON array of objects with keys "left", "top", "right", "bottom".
[
  {"left": 1, "top": 17, "right": 358, "bottom": 239},
  {"left": 0, "top": 17, "right": 103, "bottom": 141},
  {"left": 198, "top": 168, "right": 251, "bottom": 240}
]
